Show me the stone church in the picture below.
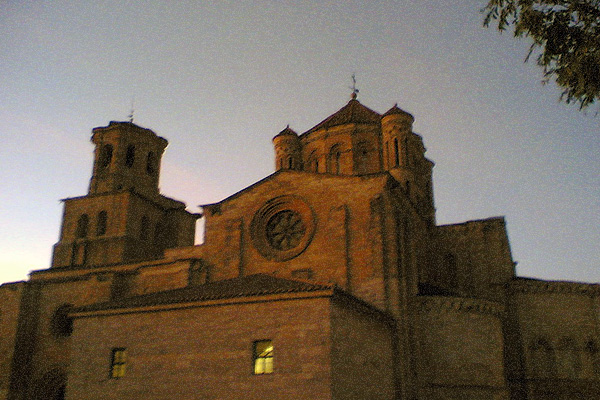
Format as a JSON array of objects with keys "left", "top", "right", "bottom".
[{"left": 1, "top": 93, "right": 599, "bottom": 400}]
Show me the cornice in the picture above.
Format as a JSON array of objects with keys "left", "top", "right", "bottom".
[
  {"left": 509, "top": 278, "right": 600, "bottom": 296},
  {"left": 413, "top": 295, "right": 505, "bottom": 317}
]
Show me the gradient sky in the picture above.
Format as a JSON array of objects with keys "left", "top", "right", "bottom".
[{"left": 1, "top": 1, "right": 598, "bottom": 284}]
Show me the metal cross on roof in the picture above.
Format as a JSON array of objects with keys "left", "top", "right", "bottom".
[
  {"left": 128, "top": 97, "right": 135, "bottom": 123},
  {"left": 350, "top": 74, "right": 359, "bottom": 99}
]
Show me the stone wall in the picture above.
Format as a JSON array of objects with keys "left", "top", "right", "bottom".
[
  {"left": 201, "top": 171, "right": 396, "bottom": 309},
  {"left": 436, "top": 217, "right": 515, "bottom": 301},
  {"left": 67, "top": 295, "right": 335, "bottom": 400},
  {"left": 413, "top": 295, "right": 508, "bottom": 399},
  {"left": 330, "top": 294, "right": 396, "bottom": 400},
  {"left": 0, "top": 282, "right": 24, "bottom": 400},
  {"left": 508, "top": 279, "right": 600, "bottom": 399}
]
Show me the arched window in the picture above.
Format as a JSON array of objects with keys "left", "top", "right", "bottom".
[
  {"left": 125, "top": 145, "right": 135, "bottom": 168},
  {"left": 384, "top": 141, "right": 389, "bottom": 168},
  {"left": 140, "top": 216, "right": 150, "bottom": 240},
  {"left": 146, "top": 151, "right": 156, "bottom": 174},
  {"left": 558, "top": 337, "right": 581, "bottom": 377},
  {"left": 189, "top": 259, "right": 210, "bottom": 286},
  {"left": 530, "top": 338, "right": 556, "bottom": 378},
  {"left": 586, "top": 340, "right": 600, "bottom": 375},
  {"left": 287, "top": 157, "right": 293, "bottom": 169},
  {"left": 96, "top": 211, "right": 107, "bottom": 236},
  {"left": 50, "top": 304, "right": 73, "bottom": 338},
  {"left": 327, "top": 144, "right": 342, "bottom": 174},
  {"left": 307, "top": 151, "right": 319, "bottom": 173},
  {"left": 98, "top": 144, "right": 113, "bottom": 170},
  {"left": 393, "top": 138, "right": 399, "bottom": 167},
  {"left": 356, "top": 141, "right": 370, "bottom": 174},
  {"left": 154, "top": 221, "right": 164, "bottom": 246},
  {"left": 75, "top": 214, "right": 89, "bottom": 238},
  {"left": 444, "top": 253, "right": 458, "bottom": 289},
  {"left": 111, "top": 273, "right": 133, "bottom": 300}
]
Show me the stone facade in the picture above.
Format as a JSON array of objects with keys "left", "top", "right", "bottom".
[
  {"left": 65, "top": 281, "right": 396, "bottom": 400},
  {"left": 1, "top": 95, "right": 598, "bottom": 400}
]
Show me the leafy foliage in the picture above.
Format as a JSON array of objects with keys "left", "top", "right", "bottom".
[{"left": 483, "top": 0, "right": 600, "bottom": 109}]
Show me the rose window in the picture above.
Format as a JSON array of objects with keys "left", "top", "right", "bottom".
[{"left": 265, "top": 210, "right": 306, "bottom": 251}]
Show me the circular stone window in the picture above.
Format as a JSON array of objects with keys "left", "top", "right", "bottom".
[
  {"left": 251, "top": 196, "right": 315, "bottom": 261},
  {"left": 266, "top": 210, "right": 306, "bottom": 250}
]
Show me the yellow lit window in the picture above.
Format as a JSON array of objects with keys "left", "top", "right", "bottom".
[
  {"left": 253, "top": 340, "right": 273, "bottom": 374},
  {"left": 110, "top": 348, "right": 127, "bottom": 378}
]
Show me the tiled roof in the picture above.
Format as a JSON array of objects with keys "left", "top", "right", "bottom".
[
  {"left": 382, "top": 104, "right": 414, "bottom": 120},
  {"left": 73, "top": 274, "right": 335, "bottom": 313},
  {"left": 302, "top": 99, "right": 381, "bottom": 135},
  {"left": 273, "top": 125, "right": 298, "bottom": 138}
]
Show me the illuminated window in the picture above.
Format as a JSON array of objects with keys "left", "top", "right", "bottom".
[
  {"left": 110, "top": 348, "right": 127, "bottom": 379},
  {"left": 253, "top": 340, "right": 273, "bottom": 374}
]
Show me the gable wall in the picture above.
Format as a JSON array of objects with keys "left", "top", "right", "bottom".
[{"left": 201, "top": 172, "right": 394, "bottom": 309}]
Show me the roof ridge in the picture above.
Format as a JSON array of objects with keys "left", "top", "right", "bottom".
[
  {"left": 301, "top": 99, "right": 381, "bottom": 136},
  {"left": 71, "top": 273, "right": 335, "bottom": 314}
]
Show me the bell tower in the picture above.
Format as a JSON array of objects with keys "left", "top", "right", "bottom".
[
  {"left": 51, "top": 122, "right": 199, "bottom": 269},
  {"left": 89, "top": 121, "right": 167, "bottom": 198}
]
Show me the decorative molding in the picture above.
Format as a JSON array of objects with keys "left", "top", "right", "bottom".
[
  {"left": 509, "top": 279, "right": 600, "bottom": 296},
  {"left": 250, "top": 195, "right": 316, "bottom": 262},
  {"left": 413, "top": 295, "right": 505, "bottom": 317}
]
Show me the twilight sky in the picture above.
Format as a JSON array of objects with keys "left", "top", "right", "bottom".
[{"left": 0, "top": 1, "right": 598, "bottom": 284}]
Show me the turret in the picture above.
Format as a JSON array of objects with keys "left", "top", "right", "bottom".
[
  {"left": 381, "top": 104, "right": 414, "bottom": 170},
  {"left": 382, "top": 105, "right": 435, "bottom": 224},
  {"left": 272, "top": 126, "right": 302, "bottom": 171}
]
